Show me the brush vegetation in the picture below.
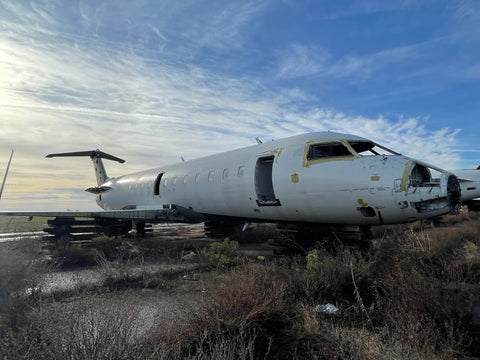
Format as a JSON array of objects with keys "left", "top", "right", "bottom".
[{"left": 1, "top": 212, "right": 480, "bottom": 359}]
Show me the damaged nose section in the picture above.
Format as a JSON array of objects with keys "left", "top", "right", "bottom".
[
  {"left": 400, "top": 161, "right": 462, "bottom": 216},
  {"left": 447, "top": 174, "right": 461, "bottom": 215}
]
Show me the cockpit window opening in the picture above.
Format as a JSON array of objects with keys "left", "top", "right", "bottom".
[
  {"left": 348, "top": 141, "right": 377, "bottom": 155},
  {"left": 371, "top": 142, "right": 400, "bottom": 155},
  {"left": 307, "top": 142, "right": 352, "bottom": 160},
  {"left": 347, "top": 141, "right": 400, "bottom": 156},
  {"left": 303, "top": 139, "right": 401, "bottom": 167},
  {"left": 303, "top": 140, "right": 359, "bottom": 167}
]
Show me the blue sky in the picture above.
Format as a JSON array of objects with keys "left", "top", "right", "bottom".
[{"left": 0, "top": 0, "right": 479, "bottom": 211}]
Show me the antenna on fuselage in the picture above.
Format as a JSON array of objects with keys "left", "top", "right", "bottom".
[
  {"left": 255, "top": 137, "right": 263, "bottom": 144},
  {"left": 0, "top": 150, "right": 13, "bottom": 200}
]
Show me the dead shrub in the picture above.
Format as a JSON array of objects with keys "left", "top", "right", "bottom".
[
  {"left": 29, "top": 297, "right": 145, "bottom": 360},
  {"left": 141, "top": 328, "right": 263, "bottom": 360},
  {"left": 370, "top": 251, "right": 472, "bottom": 356},
  {"left": 144, "top": 261, "right": 287, "bottom": 360},
  {"left": 292, "top": 304, "right": 382, "bottom": 360},
  {"left": 288, "top": 247, "right": 363, "bottom": 304},
  {"left": 0, "top": 324, "right": 45, "bottom": 359},
  {"left": 405, "top": 220, "right": 480, "bottom": 283},
  {"left": 195, "top": 263, "right": 286, "bottom": 331},
  {"left": 0, "top": 238, "right": 52, "bottom": 329}
]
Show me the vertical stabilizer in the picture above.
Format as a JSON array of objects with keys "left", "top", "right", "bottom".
[
  {"left": 0, "top": 150, "right": 14, "bottom": 200},
  {"left": 46, "top": 150, "right": 125, "bottom": 186},
  {"left": 92, "top": 155, "right": 108, "bottom": 185}
]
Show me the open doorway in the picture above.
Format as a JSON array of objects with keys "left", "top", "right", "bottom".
[
  {"left": 154, "top": 173, "right": 164, "bottom": 197},
  {"left": 255, "top": 156, "right": 281, "bottom": 206}
]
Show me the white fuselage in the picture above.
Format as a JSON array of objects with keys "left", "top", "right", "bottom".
[{"left": 97, "top": 132, "right": 480, "bottom": 226}]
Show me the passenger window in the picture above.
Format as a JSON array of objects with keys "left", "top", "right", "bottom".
[
  {"left": 195, "top": 173, "right": 200, "bottom": 184},
  {"left": 208, "top": 170, "right": 215, "bottom": 182},
  {"left": 222, "top": 168, "right": 229, "bottom": 180},
  {"left": 238, "top": 166, "right": 245, "bottom": 177}
]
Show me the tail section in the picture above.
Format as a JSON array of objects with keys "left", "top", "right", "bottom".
[{"left": 46, "top": 149, "right": 125, "bottom": 186}]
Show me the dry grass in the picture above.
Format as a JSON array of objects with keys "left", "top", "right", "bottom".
[
  {"left": 1, "top": 212, "right": 480, "bottom": 359},
  {"left": 0, "top": 216, "right": 50, "bottom": 232}
]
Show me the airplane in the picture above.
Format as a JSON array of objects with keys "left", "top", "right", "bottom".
[{"left": 1, "top": 131, "right": 479, "bottom": 241}]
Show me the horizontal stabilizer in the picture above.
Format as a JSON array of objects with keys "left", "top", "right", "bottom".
[
  {"left": 85, "top": 186, "right": 111, "bottom": 194},
  {"left": 46, "top": 150, "right": 125, "bottom": 163}
]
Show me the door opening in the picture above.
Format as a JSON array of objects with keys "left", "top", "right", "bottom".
[
  {"left": 154, "top": 173, "right": 164, "bottom": 197},
  {"left": 255, "top": 156, "right": 281, "bottom": 206}
]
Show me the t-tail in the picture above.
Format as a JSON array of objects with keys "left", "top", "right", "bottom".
[{"left": 46, "top": 150, "right": 125, "bottom": 187}]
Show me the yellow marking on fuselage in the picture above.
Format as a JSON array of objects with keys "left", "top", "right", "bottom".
[{"left": 357, "top": 198, "right": 368, "bottom": 207}]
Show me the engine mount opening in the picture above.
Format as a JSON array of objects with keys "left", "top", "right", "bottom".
[{"left": 447, "top": 175, "right": 461, "bottom": 215}]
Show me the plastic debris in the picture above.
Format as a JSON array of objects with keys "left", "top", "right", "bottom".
[
  {"left": 181, "top": 251, "right": 197, "bottom": 261},
  {"left": 315, "top": 303, "right": 339, "bottom": 315}
]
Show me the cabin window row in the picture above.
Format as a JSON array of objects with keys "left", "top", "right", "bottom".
[
  {"left": 162, "top": 166, "right": 245, "bottom": 187},
  {"left": 128, "top": 182, "right": 153, "bottom": 191}
]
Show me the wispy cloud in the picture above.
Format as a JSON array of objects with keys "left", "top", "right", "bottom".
[
  {"left": 196, "top": 1, "right": 266, "bottom": 49},
  {"left": 319, "top": 0, "right": 434, "bottom": 20},
  {"left": 451, "top": 0, "right": 479, "bottom": 20},
  {"left": 446, "top": 0, "right": 480, "bottom": 47},
  {"left": 330, "top": 44, "right": 419, "bottom": 80},
  {"left": 276, "top": 40, "right": 423, "bottom": 84},
  {"left": 276, "top": 43, "right": 330, "bottom": 79}
]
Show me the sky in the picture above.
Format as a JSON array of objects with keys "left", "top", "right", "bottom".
[{"left": 0, "top": 0, "right": 479, "bottom": 211}]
